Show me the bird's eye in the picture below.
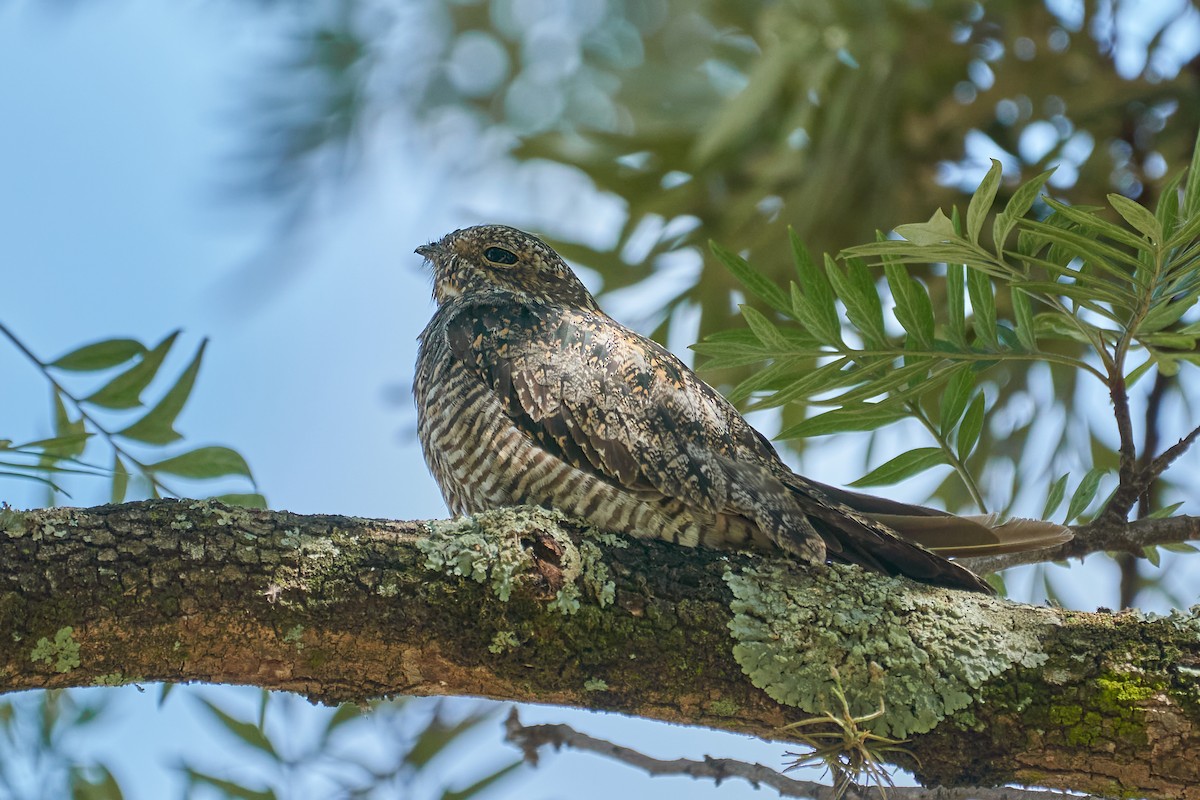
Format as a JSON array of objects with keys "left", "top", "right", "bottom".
[{"left": 483, "top": 246, "right": 519, "bottom": 266}]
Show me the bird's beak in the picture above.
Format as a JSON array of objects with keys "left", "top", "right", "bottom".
[{"left": 415, "top": 243, "right": 439, "bottom": 259}]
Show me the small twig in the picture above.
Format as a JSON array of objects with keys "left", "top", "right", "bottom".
[
  {"left": 503, "top": 708, "right": 1103, "bottom": 800},
  {"left": 1101, "top": 359, "right": 1142, "bottom": 523},
  {"left": 961, "top": 514, "right": 1200, "bottom": 574},
  {"left": 1145, "top": 422, "right": 1200, "bottom": 482},
  {"left": 1136, "top": 372, "right": 1171, "bottom": 518}
]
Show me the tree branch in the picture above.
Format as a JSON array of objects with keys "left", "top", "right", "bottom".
[
  {"left": 959, "top": 514, "right": 1200, "bottom": 574},
  {"left": 1, "top": 500, "right": 1197, "bottom": 799},
  {"left": 503, "top": 709, "right": 1108, "bottom": 800}
]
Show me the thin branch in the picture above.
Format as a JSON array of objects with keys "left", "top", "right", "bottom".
[
  {"left": 1101, "top": 359, "right": 1141, "bottom": 523},
  {"left": 1146, "top": 422, "right": 1200, "bottom": 481},
  {"left": 907, "top": 403, "right": 987, "bottom": 512},
  {"left": 960, "top": 514, "right": 1200, "bottom": 574},
  {"left": 503, "top": 709, "right": 1104, "bottom": 800}
]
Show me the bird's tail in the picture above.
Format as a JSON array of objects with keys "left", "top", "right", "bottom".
[
  {"left": 780, "top": 477, "right": 1072, "bottom": 593},
  {"left": 810, "top": 481, "right": 1073, "bottom": 556}
]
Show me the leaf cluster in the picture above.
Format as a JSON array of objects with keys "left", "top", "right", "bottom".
[
  {"left": 180, "top": 692, "right": 521, "bottom": 800},
  {"left": 700, "top": 142, "right": 1200, "bottom": 525},
  {"left": 0, "top": 327, "right": 261, "bottom": 507}
]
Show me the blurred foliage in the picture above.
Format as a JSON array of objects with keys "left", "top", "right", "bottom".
[
  {"left": 0, "top": 690, "right": 520, "bottom": 800},
  {"left": 236, "top": 0, "right": 1199, "bottom": 335},
  {"left": 0, "top": 326, "right": 262, "bottom": 507},
  {"left": 180, "top": 692, "right": 520, "bottom": 799},
  {"left": 0, "top": 690, "right": 117, "bottom": 800}
]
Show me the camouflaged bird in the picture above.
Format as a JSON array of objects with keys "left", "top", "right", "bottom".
[{"left": 413, "top": 225, "right": 1071, "bottom": 593}]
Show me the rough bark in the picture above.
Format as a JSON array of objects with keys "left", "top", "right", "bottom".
[{"left": 0, "top": 499, "right": 1196, "bottom": 799}]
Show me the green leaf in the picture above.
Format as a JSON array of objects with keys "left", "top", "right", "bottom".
[
  {"left": 849, "top": 447, "right": 946, "bottom": 487},
  {"left": 693, "top": 45, "right": 795, "bottom": 165},
  {"left": 1065, "top": 468, "right": 1106, "bottom": 524},
  {"left": 1108, "top": 193, "right": 1162, "bottom": 243},
  {"left": 727, "top": 356, "right": 808, "bottom": 403},
  {"left": 50, "top": 339, "right": 145, "bottom": 372},
  {"left": 196, "top": 697, "right": 277, "bottom": 759},
  {"left": 214, "top": 493, "right": 267, "bottom": 508},
  {"left": 1142, "top": 544, "right": 1161, "bottom": 568},
  {"left": 84, "top": 332, "right": 179, "bottom": 410},
  {"left": 117, "top": 340, "right": 206, "bottom": 444},
  {"left": 710, "top": 242, "right": 791, "bottom": 315},
  {"left": 1140, "top": 332, "right": 1197, "bottom": 349},
  {"left": 994, "top": 170, "right": 1053, "bottom": 251},
  {"left": 442, "top": 760, "right": 524, "bottom": 800},
  {"left": 938, "top": 365, "right": 974, "bottom": 435},
  {"left": 320, "top": 703, "right": 364, "bottom": 746},
  {"left": 0, "top": 470, "right": 63, "bottom": 491},
  {"left": 1011, "top": 288, "right": 1036, "bottom": 351},
  {"left": 183, "top": 769, "right": 275, "bottom": 800},
  {"left": 1037, "top": 198, "right": 1150, "bottom": 253},
  {"left": 884, "top": 263, "right": 935, "bottom": 348},
  {"left": 1183, "top": 128, "right": 1200, "bottom": 219},
  {"left": 791, "top": 232, "right": 841, "bottom": 341},
  {"left": 50, "top": 392, "right": 89, "bottom": 459},
  {"left": 1032, "top": 312, "right": 1099, "bottom": 344},
  {"left": 740, "top": 357, "right": 848, "bottom": 408},
  {"left": 946, "top": 263, "right": 967, "bottom": 347},
  {"left": 894, "top": 208, "right": 957, "bottom": 245},
  {"left": 1146, "top": 501, "right": 1184, "bottom": 520},
  {"left": 407, "top": 713, "right": 493, "bottom": 768},
  {"left": 1042, "top": 473, "right": 1070, "bottom": 519},
  {"left": 829, "top": 259, "right": 887, "bottom": 347},
  {"left": 966, "top": 159, "right": 1002, "bottom": 245},
  {"left": 70, "top": 763, "right": 124, "bottom": 800},
  {"left": 967, "top": 269, "right": 997, "bottom": 349},
  {"left": 150, "top": 446, "right": 251, "bottom": 480},
  {"left": 956, "top": 393, "right": 986, "bottom": 460},
  {"left": 111, "top": 455, "right": 129, "bottom": 504},
  {"left": 790, "top": 283, "right": 841, "bottom": 344},
  {"left": 1154, "top": 170, "right": 1183, "bottom": 236},
  {"left": 739, "top": 306, "right": 791, "bottom": 351},
  {"left": 776, "top": 403, "right": 908, "bottom": 439}
]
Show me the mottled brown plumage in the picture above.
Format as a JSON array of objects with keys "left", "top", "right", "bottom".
[{"left": 413, "top": 225, "right": 1071, "bottom": 593}]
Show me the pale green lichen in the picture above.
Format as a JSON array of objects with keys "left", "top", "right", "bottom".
[
  {"left": 577, "top": 540, "right": 616, "bottom": 608},
  {"left": 283, "top": 624, "right": 305, "bottom": 651},
  {"left": 0, "top": 505, "right": 26, "bottom": 536},
  {"left": 549, "top": 583, "right": 582, "bottom": 615},
  {"left": 93, "top": 672, "right": 142, "bottom": 687},
  {"left": 30, "top": 626, "right": 82, "bottom": 673},
  {"left": 280, "top": 527, "right": 341, "bottom": 560},
  {"left": 488, "top": 630, "right": 519, "bottom": 654},
  {"left": 419, "top": 506, "right": 618, "bottom": 612},
  {"left": 584, "top": 678, "right": 609, "bottom": 692},
  {"left": 419, "top": 512, "right": 535, "bottom": 602},
  {"left": 724, "top": 561, "right": 1061, "bottom": 739},
  {"left": 706, "top": 698, "right": 740, "bottom": 717}
]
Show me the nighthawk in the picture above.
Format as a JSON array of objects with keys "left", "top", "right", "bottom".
[{"left": 413, "top": 225, "right": 1070, "bottom": 593}]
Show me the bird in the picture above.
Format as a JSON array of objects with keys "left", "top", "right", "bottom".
[{"left": 413, "top": 224, "right": 1071, "bottom": 593}]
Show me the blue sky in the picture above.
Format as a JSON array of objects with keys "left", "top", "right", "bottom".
[{"left": 1, "top": 1, "right": 1197, "bottom": 798}]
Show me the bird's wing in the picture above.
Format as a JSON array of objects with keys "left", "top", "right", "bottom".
[{"left": 444, "top": 300, "right": 775, "bottom": 513}]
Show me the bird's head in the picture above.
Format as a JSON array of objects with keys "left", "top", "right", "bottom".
[{"left": 416, "top": 225, "right": 601, "bottom": 311}]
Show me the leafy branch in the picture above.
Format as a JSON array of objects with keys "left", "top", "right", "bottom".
[
  {"left": 0, "top": 323, "right": 261, "bottom": 506},
  {"left": 699, "top": 133, "right": 1200, "bottom": 534}
]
